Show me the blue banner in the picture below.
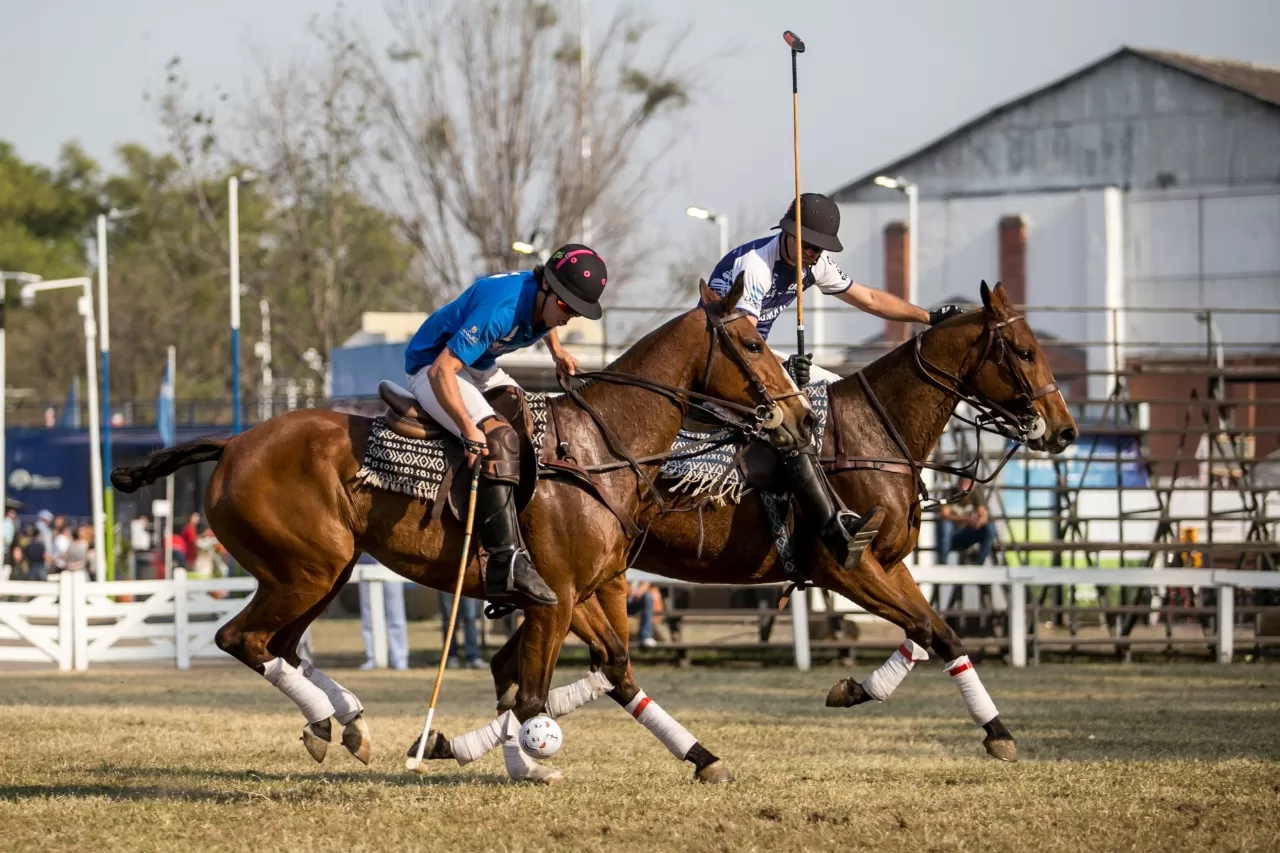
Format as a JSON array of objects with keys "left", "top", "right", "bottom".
[{"left": 158, "top": 359, "right": 175, "bottom": 448}]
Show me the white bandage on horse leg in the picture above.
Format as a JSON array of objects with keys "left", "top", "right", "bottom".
[
  {"left": 545, "top": 670, "right": 614, "bottom": 719},
  {"left": 301, "top": 661, "right": 364, "bottom": 725},
  {"left": 861, "top": 639, "right": 930, "bottom": 701},
  {"left": 624, "top": 691, "right": 697, "bottom": 760},
  {"left": 945, "top": 656, "right": 999, "bottom": 726},
  {"left": 502, "top": 738, "right": 562, "bottom": 783},
  {"left": 262, "top": 657, "right": 336, "bottom": 724},
  {"left": 450, "top": 710, "right": 519, "bottom": 766}
]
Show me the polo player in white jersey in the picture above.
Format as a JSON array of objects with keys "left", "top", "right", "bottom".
[{"left": 701, "top": 192, "right": 963, "bottom": 570}]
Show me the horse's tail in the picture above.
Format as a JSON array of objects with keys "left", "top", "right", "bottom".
[{"left": 111, "top": 437, "right": 229, "bottom": 493}]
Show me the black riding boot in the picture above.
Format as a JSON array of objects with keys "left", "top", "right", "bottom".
[
  {"left": 475, "top": 419, "right": 558, "bottom": 617},
  {"left": 478, "top": 479, "right": 558, "bottom": 613},
  {"left": 782, "top": 450, "right": 885, "bottom": 571}
]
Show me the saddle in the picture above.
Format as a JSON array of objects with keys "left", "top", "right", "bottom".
[{"left": 375, "top": 379, "right": 541, "bottom": 514}]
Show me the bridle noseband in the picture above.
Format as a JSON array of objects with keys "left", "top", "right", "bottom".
[{"left": 915, "top": 311, "right": 1058, "bottom": 443}]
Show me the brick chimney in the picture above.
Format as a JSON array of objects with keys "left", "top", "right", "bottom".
[
  {"left": 883, "top": 220, "right": 911, "bottom": 344},
  {"left": 998, "top": 214, "right": 1028, "bottom": 308}
]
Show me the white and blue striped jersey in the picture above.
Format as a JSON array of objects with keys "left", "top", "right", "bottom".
[{"left": 703, "top": 235, "right": 853, "bottom": 340}]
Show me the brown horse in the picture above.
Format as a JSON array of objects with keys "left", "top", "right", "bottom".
[
  {"left": 429, "top": 281, "right": 1078, "bottom": 780},
  {"left": 110, "top": 279, "right": 812, "bottom": 770}
]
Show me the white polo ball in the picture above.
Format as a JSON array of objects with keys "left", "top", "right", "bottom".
[{"left": 518, "top": 715, "right": 563, "bottom": 758}]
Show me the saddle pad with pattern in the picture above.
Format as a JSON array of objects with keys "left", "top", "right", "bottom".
[
  {"left": 355, "top": 416, "right": 451, "bottom": 501},
  {"left": 355, "top": 394, "right": 554, "bottom": 502},
  {"left": 657, "top": 380, "right": 832, "bottom": 505}
]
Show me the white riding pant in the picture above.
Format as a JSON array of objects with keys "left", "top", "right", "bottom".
[{"left": 405, "top": 364, "right": 519, "bottom": 439}]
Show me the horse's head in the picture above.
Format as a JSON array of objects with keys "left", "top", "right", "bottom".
[
  {"left": 958, "top": 280, "right": 1077, "bottom": 454},
  {"left": 695, "top": 275, "right": 814, "bottom": 451}
]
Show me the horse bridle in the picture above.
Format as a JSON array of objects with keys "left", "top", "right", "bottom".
[
  {"left": 553, "top": 303, "right": 804, "bottom": 515},
  {"left": 915, "top": 310, "right": 1059, "bottom": 443}
]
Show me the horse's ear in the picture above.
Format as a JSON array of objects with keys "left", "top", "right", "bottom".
[
  {"left": 980, "top": 280, "right": 992, "bottom": 312},
  {"left": 698, "top": 278, "right": 717, "bottom": 306},
  {"left": 725, "top": 272, "right": 745, "bottom": 313}
]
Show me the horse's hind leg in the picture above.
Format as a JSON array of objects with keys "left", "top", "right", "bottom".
[
  {"left": 882, "top": 561, "right": 1016, "bottom": 762},
  {"left": 214, "top": 579, "right": 340, "bottom": 762},
  {"left": 268, "top": 558, "right": 372, "bottom": 764},
  {"left": 592, "top": 577, "right": 733, "bottom": 783}
]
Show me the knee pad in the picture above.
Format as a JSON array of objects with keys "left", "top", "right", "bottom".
[{"left": 481, "top": 418, "right": 521, "bottom": 485}]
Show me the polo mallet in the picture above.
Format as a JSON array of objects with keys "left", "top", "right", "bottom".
[
  {"left": 784, "top": 29, "right": 806, "bottom": 360},
  {"left": 406, "top": 458, "right": 484, "bottom": 774}
]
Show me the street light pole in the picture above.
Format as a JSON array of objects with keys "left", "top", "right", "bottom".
[
  {"left": 684, "top": 206, "right": 729, "bottom": 258},
  {"left": 873, "top": 175, "right": 919, "bottom": 305},
  {"left": 0, "top": 270, "right": 42, "bottom": 525},
  {"left": 257, "top": 298, "right": 272, "bottom": 421},
  {"left": 21, "top": 278, "right": 105, "bottom": 580},
  {"left": 229, "top": 175, "right": 242, "bottom": 434}
]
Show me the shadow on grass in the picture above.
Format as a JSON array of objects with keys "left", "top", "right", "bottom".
[{"left": 0, "top": 765, "right": 510, "bottom": 802}]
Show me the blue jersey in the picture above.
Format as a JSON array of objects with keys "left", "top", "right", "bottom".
[
  {"left": 404, "top": 271, "right": 547, "bottom": 374},
  {"left": 704, "top": 234, "right": 854, "bottom": 339}
]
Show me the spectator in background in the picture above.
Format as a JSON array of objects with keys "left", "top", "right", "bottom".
[
  {"left": 64, "top": 525, "right": 93, "bottom": 574},
  {"left": 51, "top": 516, "right": 72, "bottom": 572},
  {"left": 22, "top": 525, "right": 49, "bottom": 581},
  {"left": 627, "top": 580, "right": 662, "bottom": 648},
  {"left": 3, "top": 508, "right": 16, "bottom": 554},
  {"left": 936, "top": 479, "right": 997, "bottom": 566},
  {"left": 181, "top": 513, "right": 201, "bottom": 568},
  {"left": 356, "top": 554, "right": 409, "bottom": 671},
  {"left": 438, "top": 591, "right": 485, "bottom": 669},
  {"left": 35, "top": 510, "right": 54, "bottom": 556}
]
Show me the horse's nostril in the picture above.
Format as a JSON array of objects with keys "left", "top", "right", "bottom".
[{"left": 1060, "top": 427, "right": 1077, "bottom": 445}]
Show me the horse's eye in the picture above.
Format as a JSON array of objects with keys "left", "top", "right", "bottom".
[
  {"left": 743, "top": 341, "right": 763, "bottom": 354},
  {"left": 1017, "top": 349, "right": 1034, "bottom": 362}
]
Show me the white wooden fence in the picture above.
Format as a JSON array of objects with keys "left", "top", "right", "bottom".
[{"left": 3, "top": 567, "right": 1279, "bottom": 671}]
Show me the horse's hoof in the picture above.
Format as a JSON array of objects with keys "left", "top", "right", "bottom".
[
  {"left": 525, "top": 765, "right": 565, "bottom": 785},
  {"left": 695, "top": 760, "right": 735, "bottom": 784},
  {"left": 496, "top": 683, "right": 518, "bottom": 714},
  {"left": 405, "top": 729, "right": 453, "bottom": 761},
  {"left": 825, "top": 678, "right": 870, "bottom": 707},
  {"left": 301, "top": 719, "right": 331, "bottom": 763},
  {"left": 341, "top": 714, "right": 372, "bottom": 765},
  {"left": 983, "top": 735, "right": 1017, "bottom": 763}
]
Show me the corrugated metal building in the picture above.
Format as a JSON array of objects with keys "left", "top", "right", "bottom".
[{"left": 797, "top": 47, "right": 1280, "bottom": 413}]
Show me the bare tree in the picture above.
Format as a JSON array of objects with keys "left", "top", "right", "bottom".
[
  {"left": 241, "top": 23, "right": 418, "bottom": 374},
  {"left": 347, "top": 0, "right": 691, "bottom": 306}
]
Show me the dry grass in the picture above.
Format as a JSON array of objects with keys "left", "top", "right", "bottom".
[{"left": 2, "top": 653, "right": 1278, "bottom": 852}]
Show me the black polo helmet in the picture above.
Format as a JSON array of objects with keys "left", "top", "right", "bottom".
[
  {"left": 775, "top": 192, "right": 843, "bottom": 253},
  {"left": 542, "top": 243, "right": 607, "bottom": 321}
]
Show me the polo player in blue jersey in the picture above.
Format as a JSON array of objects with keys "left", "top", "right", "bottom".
[
  {"left": 404, "top": 244, "right": 608, "bottom": 613},
  {"left": 702, "top": 192, "right": 964, "bottom": 570}
]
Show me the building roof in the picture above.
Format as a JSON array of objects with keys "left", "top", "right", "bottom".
[{"left": 831, "top": 46, "right": 1280, "bottom": 200}]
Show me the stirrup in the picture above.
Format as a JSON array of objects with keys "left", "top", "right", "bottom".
[
  {"left": 826, "top": 507, "right": 885, "bottom": 570},
  {"left": 484, "top": 601, "right": 517, "bottom": 620}
]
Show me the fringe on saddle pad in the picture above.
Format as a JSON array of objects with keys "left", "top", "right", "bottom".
[
  {"left": 354, "top": 395, "right": 554, "bottom": 503},
  {"left": 657, "top": 381, "right": 833, "bottom": 506},
  {"left": 354, "top": 417, "right": 450, "bottom": 502}
]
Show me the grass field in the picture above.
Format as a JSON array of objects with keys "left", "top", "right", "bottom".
[{"left": 2, "top": 655, "right": 1279, "bottom": 852}]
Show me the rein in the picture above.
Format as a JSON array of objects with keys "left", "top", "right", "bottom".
[
  {"left": 828, "top": 310, "right": 1053, "bottom": 504},
  {"left": 543, "top": 305, "right": 800, "bottom": 530}
]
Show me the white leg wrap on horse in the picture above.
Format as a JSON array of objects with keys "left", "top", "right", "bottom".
[
  {"left": 625, "top": 691, "right": 697, "bottom": 760},
  {"left": 946, "top": 656, "right": 999, "bottom": 725},
  {"left": 502, "top": 738, "right": 561, "bottom": 783},
  {"left": 861, "top": 639, "right": 929, "bottom": 701},
  {"left": 262, "top": 657, "right": 336, "bottom": 724},
  {"left": 545, "top": 671, "right": 614, "bottom": 719},
  {"left": 301, "top": 661, "right": 363, "bottom": 725},
  {"left": 450, "top": 711, "right": 519, "bottom": 766}
]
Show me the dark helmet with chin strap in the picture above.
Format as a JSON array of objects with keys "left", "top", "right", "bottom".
[
  {"left": 775, "top": 192, "right": 843, "bottom": 253},
  {"left": 542, "top": 243, "right": 607, "bottom": 321}
]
